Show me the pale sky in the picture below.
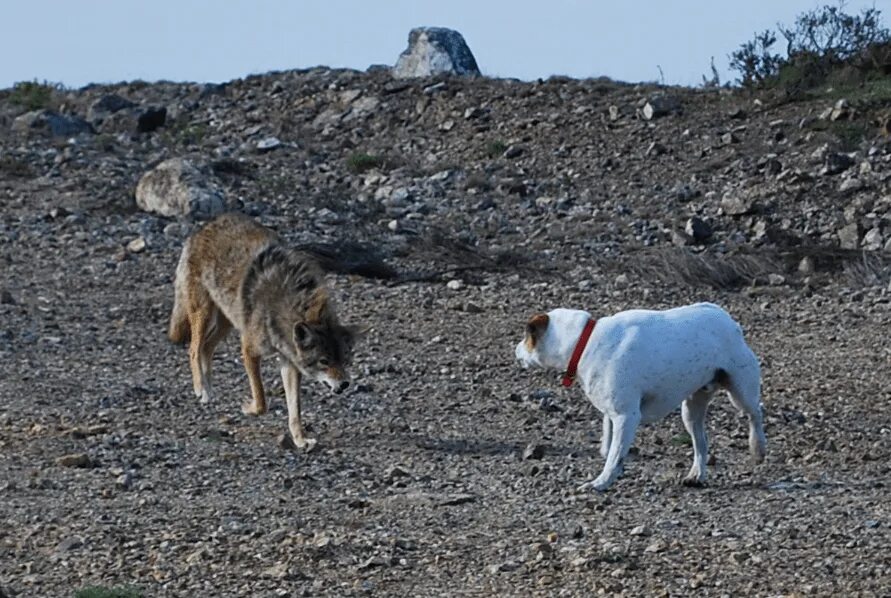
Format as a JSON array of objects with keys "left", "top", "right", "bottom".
[{"left": 0, "top": 0, "right": 887, "bottom": 89}]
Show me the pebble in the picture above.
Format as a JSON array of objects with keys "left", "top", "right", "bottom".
[
  {"left": 126, "top": 237, "right": 146, "bottom": 253},
  {"left": 56, "top": 453, "right": 93, "bottom": 468}
]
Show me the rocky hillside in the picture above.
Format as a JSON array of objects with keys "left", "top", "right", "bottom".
[{"left": 2, "top": 67, "right": 890, "bottom": 289}]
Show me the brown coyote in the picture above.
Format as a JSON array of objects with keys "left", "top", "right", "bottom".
[{"left": 169, "top": 213, "right": 363, "bottom": 450}]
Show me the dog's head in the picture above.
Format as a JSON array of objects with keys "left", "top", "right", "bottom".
[
  {"left": 515, "top": 309, "right": 594, "bottom": 372},
  {"left": 293, "top": 320, "right": 364, "bottom": 394},
  {"left": 515, "top": 313, "right": 550, "bottom": 369}
]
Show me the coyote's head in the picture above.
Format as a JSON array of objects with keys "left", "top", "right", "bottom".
[
  {"left": 292, "top": 319, "right": 362, "bottom": 393},
  {"left": 285, "top": 288, "right": 364, "bottom": 394}
]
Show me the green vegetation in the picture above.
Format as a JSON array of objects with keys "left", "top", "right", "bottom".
[
  {"left": 0, "top": 156, "right": 34, "bottom": 178},
  {"left": 729, "top": 3, "right": 890, "bottom": 93},
  {"left": 484, "top": 140, "right": 508, "bottom": 159},
  {"left": 346, "top": 152, "right": 384, "bottom": 174},
  {"left": 671, "top": 433, "right": 693, "bottom": 447},
  {"left": 161, "top": 120, "right": 208, "bottom": 146},
  {"left": 9, "top": 80, "right": 62, "bottom": 111},
  {"left": 74, "top": 586, "right": 143, "bottom": 598}
]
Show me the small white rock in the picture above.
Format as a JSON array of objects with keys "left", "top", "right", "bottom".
[
  {"left": 127, "top": 237, "right": 146, "bottom": 253},
  {"left": 446, "top": 279, "right": 464, "bottom": 290}
]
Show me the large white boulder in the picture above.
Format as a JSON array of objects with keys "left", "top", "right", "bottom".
[
  {"left": 135, "top": 158, "right": 224, "bottom": 219},
  {"left": 392, "top": 27, "right": 480, "bottom": 79}
]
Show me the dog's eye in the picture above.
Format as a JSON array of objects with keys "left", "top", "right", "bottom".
[{"left": 318, "top": 358, "right": 330, "bottom": 367}]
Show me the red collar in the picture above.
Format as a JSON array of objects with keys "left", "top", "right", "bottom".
[{"left": 561, "top": 319, "right": 596, "bottom": 387}]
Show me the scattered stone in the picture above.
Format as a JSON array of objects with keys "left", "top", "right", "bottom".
[
  {"left": 135, "top": 158, "right": 225, "bottom": 219},
  {"left": 822, "top": 152, "right": 855, "bottom": 176},
  {"left": 630, "top": 525, "right": 648, "bottom": 536},
  {"left": 115, "top": 472, "right": 133, "bottom": 490},
  {"left": 87, "top": 94, "right": 137, "bottom": 123},
  {"left": 136, "top": 106, "right": 167, "bottom": 133},
  {"left": 768, "top": 273, "right": 786, "bottom": 286},
  {"left": 721, "top": 191, "right": 755, "bottom": 216},
  {"left": 12, "top": 110, "right": 93, "bottom": 137},
  {"left": 685, "top": 217, "right": 712, "bottom": 243},
  {"left": 644, "top": 539, "right": 668, "bottom": 553},
  {"left": 0, "top": 290, "right": 14, "bottom": 305},
  {"left": 392, "top": 27, "right": 480, "bottom": 79},
  {"left": 862, "top": 228, "right": 883, "bottom": 251},
  {"left": 798, "top": 256, "right": 815, "bottom": 275},
  {"left": 256, "top": 137, "right": 282, "bottom": 152},
  {"left": 56, "top": 453, "right": 92, "bottom": 468},
  {"left": 384, "top": 464, "right": 411, "bottom": 482},
  {"left": 503, "top": 145, "right": 524, "bottom": 159},
  {"left": 829, "top": 99, "right": 852, "bottom": 122},
  {"left": 671, "top": 229, "right": 693, "bottom": 246},
  {"left": 642, "top": 95, "right": 681, "bottom": 120},
  {"left": 838, "top": 223, "right": 861, "bottom": 250},
  {"left": 839, "top": 177, "right": 864, "bottom": 194},
  {"left": 55, "top": 536, "right": 84, "bottom": 552},
  {"left": 646, "top": 141, "right": 666, "bottom": 156},
  {"left": 446, "top": 279, "right": 465, "bottom": 290},
  {"left": 126, "top": 237, "right": 146, "bottom": 253},
  {"left": 721, "top": 132, "right": 739, "bottom": 145},
  {"left": 522, "top": 443, "right": 546, "bottom": 460}
]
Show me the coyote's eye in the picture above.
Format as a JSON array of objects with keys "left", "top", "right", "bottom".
[{"left": 318, "top": 358, "right": 330, "bottom": 367}]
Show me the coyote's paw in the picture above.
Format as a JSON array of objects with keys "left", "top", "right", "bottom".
[
  {"left": 294, "top": 437, "right": 317, "bottom": 452},
  {"left": 199, "top": 389, "right": 212, "bottom": 404},
  {"left": 241, "top": 401, "right": 266, "bottom": 416}
]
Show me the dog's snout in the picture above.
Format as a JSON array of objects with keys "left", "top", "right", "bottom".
[{"left": 334, "top": 380, "right": 349, "bottom": 394}]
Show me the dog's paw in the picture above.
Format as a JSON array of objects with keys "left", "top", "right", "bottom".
[
  {"left": 577, "top": 479, "right": 610, "bottom": 493},
  {"left": 199, "top": 389, "right": 213, "bottom": 404},
  {"left": 681, "top": 475, "right": 706, "bottom": 488}
]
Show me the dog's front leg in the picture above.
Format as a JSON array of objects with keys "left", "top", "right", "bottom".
[
  {"left": 282, "top": 364, "right": 316, "bottom": 451},
  {"left": 600, "top": 416, "right": 613, "bottom": 460},
  {"left": 579, "top": 411, "right": 640, "bottom": 492}
]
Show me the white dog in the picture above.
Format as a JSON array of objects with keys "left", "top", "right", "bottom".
[{"left": 515, "top": 302, "right": 766, "bottom": 491}]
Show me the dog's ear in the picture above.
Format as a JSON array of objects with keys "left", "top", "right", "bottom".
[{"left": 525, "top": 313, "right": 549, "bottom": 348}]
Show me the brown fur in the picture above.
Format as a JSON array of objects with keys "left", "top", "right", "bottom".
[
  {"left": 169, "top": 213, "right": 362, "bottom": 449},
  {"left": 525, "top": 313, "right": 550, "bottom": 350}
]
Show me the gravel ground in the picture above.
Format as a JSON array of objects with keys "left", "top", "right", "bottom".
[{"left": 1, "top": 68, "right": 890, "bottom": 597}]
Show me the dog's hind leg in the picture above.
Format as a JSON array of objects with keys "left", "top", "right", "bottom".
[
  {"left": 724, "top": 363, "right": 767, "bottom": 464},
  {"left": 579, "top": 407, "right": 641, "bottom": 492},
  {"left": 681, "top": 388, "right": 712, "bottom": 486},
  {"left": 600, "top": 416, "right": 612, "bottom": 460}
]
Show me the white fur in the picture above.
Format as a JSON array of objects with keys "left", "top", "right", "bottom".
[{"left": 515, "top": 302, "right": 766, "bottom": 491}]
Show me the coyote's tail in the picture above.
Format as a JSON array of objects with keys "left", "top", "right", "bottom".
[{"left": 168, "top": 243, "right": 191, "bottom": 344}]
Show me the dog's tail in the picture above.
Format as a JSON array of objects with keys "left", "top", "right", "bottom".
[{"left": 168, "top": 243, "right": 191, "bottom": 345}]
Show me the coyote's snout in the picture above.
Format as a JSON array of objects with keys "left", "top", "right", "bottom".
[{"left": 169, "top": 213, "right": 364, "bottom": 450}]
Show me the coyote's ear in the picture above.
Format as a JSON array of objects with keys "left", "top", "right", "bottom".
[
  {"left": 294, "top": 322, "right": 314, "bottom": 347},
  {"left": 344, "top": 324, "right": 370, "bottom": 341},
  {"left": 525, "top": 313, "right": 549, "bottom": 348},
  {"left": 306, "top": 288, "right": 329, "bottom": 324}
]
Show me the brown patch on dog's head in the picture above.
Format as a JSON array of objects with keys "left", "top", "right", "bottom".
[{"left": 524, "top": 313, "right": 549, "bottom": 350}]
